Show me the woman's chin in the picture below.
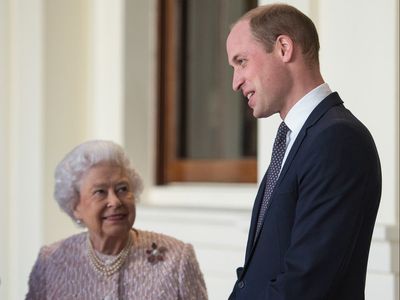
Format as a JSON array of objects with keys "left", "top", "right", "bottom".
[{"left": 100, "top": 223, "right": 132, "bottom": 238}]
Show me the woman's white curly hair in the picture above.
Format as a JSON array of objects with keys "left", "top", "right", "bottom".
[{"left": 54, "top": 140, "right": 144, "bottom": 225}]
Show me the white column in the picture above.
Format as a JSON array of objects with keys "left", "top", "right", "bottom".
[
  {"left": 87, "top": 0, "right": 125, "bottom": 144},
  {"left": 8, "top": 0, "right": 44, "bottom": 298}
]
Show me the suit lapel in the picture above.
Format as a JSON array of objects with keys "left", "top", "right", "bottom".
[
  {"left": 277, "top": 92, "right": 343, "bottom": 186},
  {"left": 244, "top": 172, "right": 268, "bottom": 261},
  {"left": 240, "top": 93, "right": 344, "bottom": 279}
]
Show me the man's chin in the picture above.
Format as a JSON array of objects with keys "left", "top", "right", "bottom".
[
  {"left": 253, "top": 110, "right": 270, "bottom": 119},
  {"left": 252, "top": 106, "right": 278, "bottom": 118}
]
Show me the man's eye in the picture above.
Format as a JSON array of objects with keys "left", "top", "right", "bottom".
[{"left": 236, "top": 58, "right": 246, "bottom": 66}]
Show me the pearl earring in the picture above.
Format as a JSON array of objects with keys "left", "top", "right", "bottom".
[{"left": 76, "top": 219, "right": 82, "bottom": 225}]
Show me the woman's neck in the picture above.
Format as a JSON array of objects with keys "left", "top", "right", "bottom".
[{"left": 89, "top": 230, "right": 132, "bottom": 255}]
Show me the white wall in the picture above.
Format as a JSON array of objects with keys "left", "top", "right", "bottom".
[{"left": 0, "top": 0, "right": 398, "bottom": 299}]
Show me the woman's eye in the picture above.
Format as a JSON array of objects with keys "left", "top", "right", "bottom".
[
  {"left": 93, "top": 189, "right": 106, "bottom": 196},
  {"left": 117, "top": 185, "right": 129, "bottom": 194}
]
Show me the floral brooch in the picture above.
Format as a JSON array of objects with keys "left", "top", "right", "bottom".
[{"left": 146, "top": 242, "right": 167, "bottom": 264}]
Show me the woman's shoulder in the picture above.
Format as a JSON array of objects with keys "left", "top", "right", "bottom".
[
  {"left": 133, "top": 228, "right": 195, "bottom": 262},
  {"left": 134, "top": 229, "right": 186, "bottom": 247},
  {"left": 39, "top": 232, "right": 86, "bottom": 260},
  {"left": 134, "top": 229, "right": 187, "bottom": 248}
]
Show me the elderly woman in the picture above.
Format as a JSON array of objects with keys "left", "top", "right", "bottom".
[{"left": 26, "top": 140, "right": 208, "bottom": 300}]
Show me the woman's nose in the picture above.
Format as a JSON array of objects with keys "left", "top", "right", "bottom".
[{"left": 107, "top": 192, "right": 122, "bottom": 208}]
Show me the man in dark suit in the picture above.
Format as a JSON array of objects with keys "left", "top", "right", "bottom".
[{"left": 226, "top": 4, "right": 381, "bottom": 300}]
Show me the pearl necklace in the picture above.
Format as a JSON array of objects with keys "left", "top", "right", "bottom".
[{"left": 87, "top": 233, "right": 132, "bottom": 276}]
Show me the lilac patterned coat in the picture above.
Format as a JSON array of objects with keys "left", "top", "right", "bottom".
[{"left": 26, "top": 229, "right": 208, "bottom": 300}]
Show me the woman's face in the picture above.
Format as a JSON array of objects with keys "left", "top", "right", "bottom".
[{"left": 73, "top": 163, "right": 136, "bottom": 240}]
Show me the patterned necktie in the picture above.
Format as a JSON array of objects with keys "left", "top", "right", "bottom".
[{"left": 255, "top": 121, "right": 290, "bottom": 239}]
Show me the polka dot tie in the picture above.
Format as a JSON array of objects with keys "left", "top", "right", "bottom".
[{"left": 255, "top": 122, "right": 290, "bottom": 240}]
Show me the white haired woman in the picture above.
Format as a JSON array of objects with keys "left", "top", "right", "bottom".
[{"left": 26, "top": 140, "right": 208, "bottom": 300}]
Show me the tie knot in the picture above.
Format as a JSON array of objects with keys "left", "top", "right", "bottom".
[{"left": 276, "top": 122, "right": 289, "bottom": 141}]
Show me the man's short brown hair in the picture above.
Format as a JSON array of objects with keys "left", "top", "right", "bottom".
[{"left": 239, "top": 4, "right": 320, "bottom": 66}]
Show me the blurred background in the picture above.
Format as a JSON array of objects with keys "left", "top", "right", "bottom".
[{"left": 0, "top": 0, "right": 398, "bottom": 299}]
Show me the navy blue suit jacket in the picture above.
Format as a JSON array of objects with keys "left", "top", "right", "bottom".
[{"left": 229, "top": 93, "right": 381, "bottom": 300}]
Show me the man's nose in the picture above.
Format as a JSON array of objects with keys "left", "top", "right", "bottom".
[{"left": 232, "top": 70, "right": 244, "bottom": 92}]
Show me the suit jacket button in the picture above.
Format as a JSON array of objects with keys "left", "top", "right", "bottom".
[{"left": 238, "top": 281, "right": 245, "bottom": 289}]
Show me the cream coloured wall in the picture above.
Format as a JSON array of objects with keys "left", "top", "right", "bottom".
[
  {"left": 43, "top": 0, "right": 90, "bottom": 245},
  {"left": 0, "top": 0, "right": 398, "bottom": 299},
  {"left": 42, "top": 0, "right": 126, "bottom": 245},
  {"left": 0, "top": 0, "right": 44, "bottom": 299},
  {"left": 0, "top": 0, "right": 10, "bottom": 299}
]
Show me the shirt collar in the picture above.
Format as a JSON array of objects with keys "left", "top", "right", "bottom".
[{"left": 284, "top": 83, "right": 332, "bottom": 134}]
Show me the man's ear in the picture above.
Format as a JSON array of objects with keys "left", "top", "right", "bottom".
[{"left": 275, "top": 35, "right": 294, "bottom": 63}]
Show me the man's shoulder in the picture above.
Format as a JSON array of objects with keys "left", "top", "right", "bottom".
[{"left": 313, "top": 104, "right": 372, "bottom": 141}]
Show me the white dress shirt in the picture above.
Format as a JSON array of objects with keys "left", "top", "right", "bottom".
[{"left": 281, "top": 83, "right": 333, "bottom": 169}]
